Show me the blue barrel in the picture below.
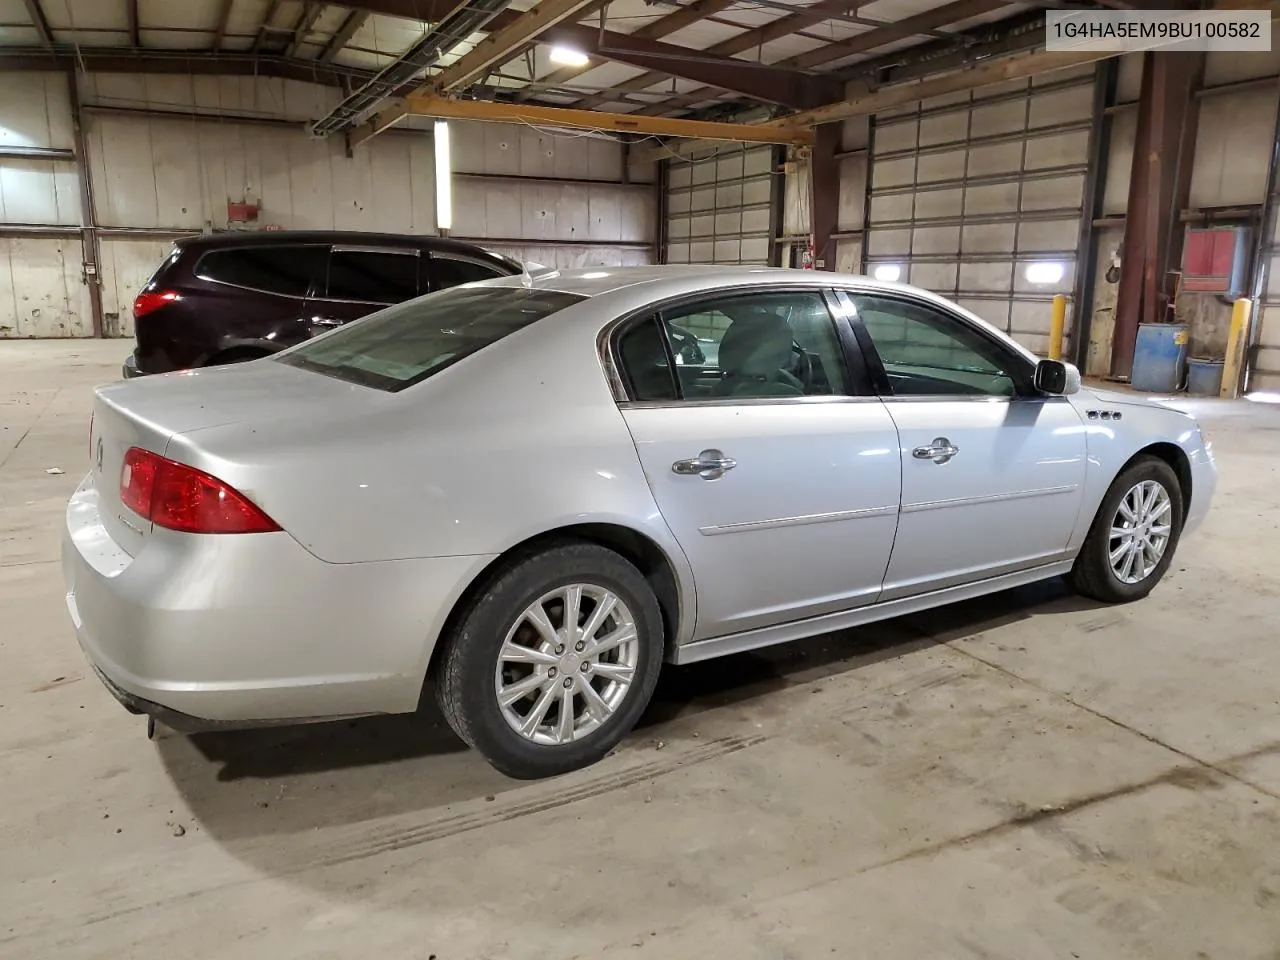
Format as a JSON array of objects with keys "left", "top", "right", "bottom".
[
  {"left": 1186, "top": 358, "right": 1224, "bottom": 396},
  {"left": 1131, "top": 323, "right": 1189, "bottom": 393}
]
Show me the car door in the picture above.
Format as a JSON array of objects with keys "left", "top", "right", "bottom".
[
  {"left": 306, "top": 245, "right": 421, "bottom": 334},
  {"left": 613, "top": 287, "right": 902, "bottom": 641},
  {"left": 835, "top": 289, "right": 1088, "bottom": 600}
]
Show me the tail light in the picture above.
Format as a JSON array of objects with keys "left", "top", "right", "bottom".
[
  {"left": 120, "top": 447, "right": 280, "bottom": 535},
  {"left": 133, "top": 289, "right": 179, "bottom": 318}
]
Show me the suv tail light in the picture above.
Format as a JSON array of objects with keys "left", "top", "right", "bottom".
[
  {"left": 120, "top": 447, "right": 280, "bottom": 534},
  {"left": 133, "top": 289, "right": 179, "bottom": 318}
]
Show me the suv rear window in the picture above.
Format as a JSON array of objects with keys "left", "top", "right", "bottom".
[
  {"left": 433, "top": 255, "right": 505, "bottom": 288},
  {"left": 276, "top": 285, "right": 583, "bottom": 391},
  {"left": 196, "top": 245, "right": 326, "bottom": 297}
]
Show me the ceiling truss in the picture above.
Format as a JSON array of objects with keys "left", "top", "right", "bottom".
[{"left": 1, "top": 0, "right": 1208, "bottom": 149}]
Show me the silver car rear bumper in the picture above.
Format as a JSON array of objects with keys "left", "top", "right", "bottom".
[{"left": 62, "top": 473, "right": 494, "bottom": 726}]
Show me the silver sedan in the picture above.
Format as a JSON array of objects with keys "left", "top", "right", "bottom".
[{"left": 63, "top": 266, "right": 1217, "bottom": 778}]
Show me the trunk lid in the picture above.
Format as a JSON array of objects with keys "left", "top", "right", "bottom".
[{"left": 90, "top": 358, "right": 394, "bottom": 554}]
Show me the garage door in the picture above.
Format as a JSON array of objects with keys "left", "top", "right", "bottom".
[
  {"left": 665, "top": 145, "right": 775, "bottom": 266},
  {"left": 864, "top": 68, "right": 1096, "bottom": 356}
]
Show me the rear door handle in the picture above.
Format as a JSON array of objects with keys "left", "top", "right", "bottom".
[
  {"left": 672, "top": 449, "right": 737, "bottom": 480},
  {"left": 912, "top": 437, "right": 959, "bottom": 464}
]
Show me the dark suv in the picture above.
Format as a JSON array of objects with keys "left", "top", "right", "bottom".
[{"left": 124, "top": 231, "right": 523, "bottom": 377}]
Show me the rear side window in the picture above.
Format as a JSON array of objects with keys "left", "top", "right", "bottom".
[
  {"left": 325, "top": 249, "right": 419, "bottom": 303},
  {"left": 433, "top": 255, "right": 504, "bottom": 289},
  {"left": 195, "top": 245, "right": 326, "bottom": 298},
  {"left": 276, "top": 285, "right": 583, "bottom": 391}
]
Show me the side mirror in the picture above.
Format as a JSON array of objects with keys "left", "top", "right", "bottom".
[{"left": 1034, "top": 359, "right": 1081, "bottom": 396}]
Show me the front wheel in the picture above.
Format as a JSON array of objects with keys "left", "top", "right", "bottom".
[
  {"left": 1070, "top": 456, "right": 1184, "bottom": 603},
  {"left": 435, "top": 543, "right": 665, "bottom": 779}
]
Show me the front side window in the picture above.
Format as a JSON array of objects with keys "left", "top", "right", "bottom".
[
  {"left": 277, "top": 286, "right": 583, "bottom": 391},
  {"left": 195, "top": 245, "right": 326, "bottom": 298},
  {"left": 848, "top": 294, "right": 1023, "bottom": 397},
  {"left": 325, "top": 249, "right": 419, "bottom": 303},
  {"left": 615, "top": 290, "right": 851, "bottom": 402},
  {"left": 433, "top": 255, "right": 504, "bottom": 289}
]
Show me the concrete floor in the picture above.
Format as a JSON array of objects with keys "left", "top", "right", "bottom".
[{"left": 3, "top": 339, "right": 1280, "bottom": 960}]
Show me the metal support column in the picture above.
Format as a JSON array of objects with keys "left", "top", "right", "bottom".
[
  {"left": 768, "top": 144, "right": 786, "bottom": 267},
  {"left": 810, "top": 122, "right": 840, "bottom": 271},
  {"left": 1110, "top": 50, "right": 1205, "bottom": 379},
  {"left": 1071, "top": 58, "right": 1118, "bottom": 370},
  {"left": 655, "top": 158, "right": 669, "bottom": 265},
  {"left": 66, "top": 66, "right": 105, "bottom": 339}
]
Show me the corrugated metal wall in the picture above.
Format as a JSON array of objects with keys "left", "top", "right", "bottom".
[
  {"left": 1190, "top": 49, "right": 1280, "bottom": 393},
  {"left": 864, "top": 67, "right": 1095, "bottom": 358},
  {"left": 664, "top": 144, "right": 775, "bottom": 266},
  {"left": 0, "top": 71, "right": 655, "bottom": 338}
]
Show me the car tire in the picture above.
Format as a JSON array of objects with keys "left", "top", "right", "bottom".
[
  {"left": 1070, "top": 455, "right": 1184, "bottom": 604},
  {"left": 435, "top": 542, "right": 665, "bottom": 779}
]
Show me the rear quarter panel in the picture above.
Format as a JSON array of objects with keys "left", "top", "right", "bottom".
[{"left": 168, "top": 299, "right": 696, "bottom": 628}]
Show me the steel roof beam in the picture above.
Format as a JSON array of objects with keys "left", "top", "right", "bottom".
[
  {"left": 321, "top": 10, "right": 370, "bottom": 62},
  {"left": 633, "top": 0, "right": 1010, "bottom": 116},
  {"left": 543, "top": 22, "right": 843, "bottom": 109},
  {"left": 22, "top": 0, "right": 53, "bottom": 48},
  {"left": 213, "top": 0, "right": 235, "bottom": 51},
  {"left": 359, "top": 92, "right": 812, "bottom": 147},
  {"left": 514, "top": 0, "right": 736, "bottom": 102}
]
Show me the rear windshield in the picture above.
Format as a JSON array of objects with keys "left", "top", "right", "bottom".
[{"left": 275, "top": 284, "right": 584, "bottom": 391}]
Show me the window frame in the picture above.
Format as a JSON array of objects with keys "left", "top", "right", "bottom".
[
  {"left": 193, "top": 243, "right": 328, "bottom": 299},
  {"left": 835, "top": 288, "right": 1040, "bottom": 401},
  {"left": 602, "top": 285, "right": 876, "bottom": 406},
  {"left": 427, "top": 252, "right": 509, "bottom": 291},
  {"left": 316, "top": 244, "right": 422, "bottom": 306}
]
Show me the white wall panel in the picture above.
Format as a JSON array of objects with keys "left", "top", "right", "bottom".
[
  {"left": 1190, "top": 87, "right": 1278, "bottom": 209},
  {"left": 0, "top": 72, "right": 73, "bottom": 150},
  {"left": 0, "top": 238, "right": 89, "bottom": 338},
  {"left": 865, "top": 73, "right": 1095, "bottom": 350},
  {"left": 98, "top": 238, "right": 173, "bottom": 338},
  {"left": 2, "top": 73, "right": 654, "bottom": 338},
  {"left": 665, "top": 144, "right": 775, "bottom": 266}
]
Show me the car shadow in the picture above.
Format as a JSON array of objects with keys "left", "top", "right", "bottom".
[{"left": 157, "top": 577, "right": 1102, "bottom": 848}]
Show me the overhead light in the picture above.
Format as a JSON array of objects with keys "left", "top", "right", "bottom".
[
  {"left": 1025, "top": 261, "right": 1064, "bottom": 284},
  {"left": 873, "top": 264, "right": 901, "bottom": 282},
  {"left": 434, "top": 120, "right": 451, "bottom": 233},
  {"left": 549, "top": 45, "right": 590, "bottom": 67}
]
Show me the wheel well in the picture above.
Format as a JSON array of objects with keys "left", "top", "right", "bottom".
[
  {"left": 427, "top": 524, "right": 683, "bottom": 680},
  {"left": 1129, "top": 442, "right": 1192, "bottom": 516}
]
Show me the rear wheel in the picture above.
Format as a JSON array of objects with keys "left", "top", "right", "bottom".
[
  {"left": 1070, "top": 456, "right": 1184, "bottom": 603},
  {"left": 436, "top": 543, "right": 664, "bottom": 779}
]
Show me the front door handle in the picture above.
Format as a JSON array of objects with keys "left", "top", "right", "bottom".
[
  {"left": 912, "top": 437, "right": 959, "bottom": 464},
  {"left": 672, "top": 449, "right": 737, "bottom": 480}
]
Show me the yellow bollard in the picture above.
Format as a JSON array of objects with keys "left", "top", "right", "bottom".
[
  {"left": 1048, "top": 294, "right": 1067, "bottom": 361},
  {"left": 1220, "top": 297, "right": 1252, "bottom": 399}
]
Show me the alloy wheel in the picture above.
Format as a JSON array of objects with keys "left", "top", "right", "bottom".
[
  {"left": 1108, "top": 479, "right": 1173, "bottom": 585},
  {"left": 494, "top": 584, "right": 640, "bottom": 746}
]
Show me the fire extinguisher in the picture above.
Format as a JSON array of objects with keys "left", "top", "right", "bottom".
[{"left": 800, "top": 242, "right": 815, "bottom": 270}]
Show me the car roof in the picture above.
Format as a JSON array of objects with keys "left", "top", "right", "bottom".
[
  {"left": 172, "top": 230, "right": 518, "bottom": 263},
  {"left": 484, "top": 264, "right": 919, "bottom": 300},
  {"left": 480, "top": 265, "right": 1040, "bottom": 366}
]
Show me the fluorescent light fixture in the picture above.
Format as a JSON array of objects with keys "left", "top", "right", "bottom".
[
  {"left": 873, "top": 264, "right": 901, "bottom": 282},
  {"left": 549, "top": 45, "right": 590, "bottom": 67},
  {"left": 434, "top": 120, "right": 452, "bottom": 232},
  {"left": 1025, "top": 261, "right": 1064, "bottom": 284},
  {"left": 581, "top": 271, "right": 610, "bottom": 279}
]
